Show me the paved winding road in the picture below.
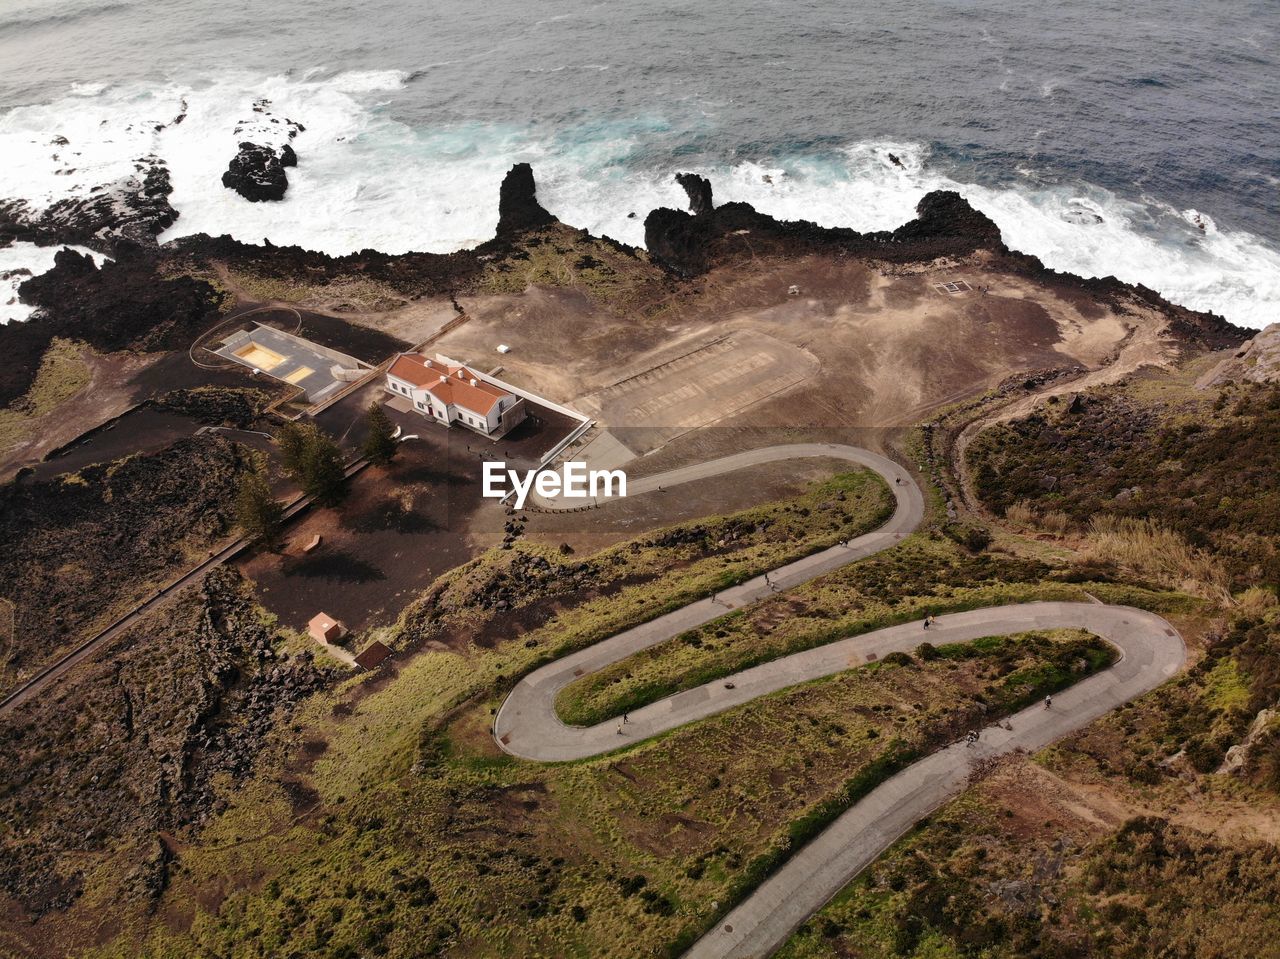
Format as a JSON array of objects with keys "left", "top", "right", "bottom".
[{"left": 492, "top": 444, "right": 1186, "bottom": 959}]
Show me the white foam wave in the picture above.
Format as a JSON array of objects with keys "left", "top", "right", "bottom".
[
  {"left": 0, "top": 73, "right": 1275, "bottom": 329},
  {"left": 0, "top": 243, "right": 107, "bottom": 324}
]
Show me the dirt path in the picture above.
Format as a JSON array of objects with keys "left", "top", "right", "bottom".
[{"left": 951, "top": 303, "right": 1177, "bottom": 511}]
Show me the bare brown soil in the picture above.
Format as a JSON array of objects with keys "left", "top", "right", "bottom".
[{"left": 435, "top": 249, "right": 1166, "bottom": 465}]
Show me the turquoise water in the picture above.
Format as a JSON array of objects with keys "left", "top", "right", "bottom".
[{"left": 1, "top": 0, "right": 1277, "bottom": 325}]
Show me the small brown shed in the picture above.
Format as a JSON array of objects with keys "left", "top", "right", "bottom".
[
  {"left": 354, "top": 641, "right": 392, "bottom": 671},
  {"left": 308, "top": 612, "right": 345, "bottom": 644}
]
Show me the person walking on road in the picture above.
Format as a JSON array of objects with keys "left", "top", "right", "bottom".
[
  {"left": 923, "top": 614, "right": 935, "bottom": 630},
  {"left": 622, "top": 712, "right": 629, "bottom": 724},
  {"left": 1044, "top": 694, "right": 1053, "bottom": 709}
]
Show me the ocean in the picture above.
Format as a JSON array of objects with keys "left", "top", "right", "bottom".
[{"left": 1, "top": 0, "right": 1277, "bottom": 326}]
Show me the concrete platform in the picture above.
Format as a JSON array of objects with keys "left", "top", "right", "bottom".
[{"left": 216, "top": 324, "right": 370, "bottom": 402}]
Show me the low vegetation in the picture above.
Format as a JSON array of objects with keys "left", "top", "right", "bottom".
[
  {"left": 777, "top": 787, "right": 1280, "bottom": 959},
  {"left": 0, "top": 436, "right": 253, "bottom": 695},
  {"left": 1053, "top": 606, "right": 1280, "bottom": 789},
  {"left": 477, "top": 225, "right": 664, "bottom": 312},
  {"left": 967, "top": 380, "right": 1280, "bottom": 591},
  {"left": 0, "top": 337, "right": 91, "bottom": 453},
  {"left": 556, "top": 534, "right": 1187, "bottom": 726},
  {"left": 76, "top": 628, "right": 1109, "bottom": 959},
  {"left": 0, "top": 568, "right": 331, "bottom": 918}
]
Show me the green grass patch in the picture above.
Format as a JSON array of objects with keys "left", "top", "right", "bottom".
[
  {"left": 556, "top": 533, "right": 1186, "bottom": 726},
  {"left": 0, "top": 337, "right": 91, "bottom": 452}
]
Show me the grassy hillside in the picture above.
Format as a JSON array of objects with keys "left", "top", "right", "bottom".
[
  {"left": 775, "top": 363, "right": 1280, "bottom": 959},
  {"left": 968, "top": 379, "right": 1280, "bottom": 592}
]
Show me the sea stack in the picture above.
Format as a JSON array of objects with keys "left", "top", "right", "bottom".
[
  {"left": 221, "top": 142, "right": 296, "bottom": 203},
  {"left": 221, "top": 99, "right": 304, "bottom": 202},
  {"left": 496, "top": 162, "right": 557, "bottom": 236},
  {"left": 675, "top": 172, "right": 714, "bottom": 215}
]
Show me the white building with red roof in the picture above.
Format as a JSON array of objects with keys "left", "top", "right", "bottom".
[{"left": 385, "top": 353, "right": 527, "bottom": 438}]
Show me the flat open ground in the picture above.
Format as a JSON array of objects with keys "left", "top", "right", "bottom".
[
  {"left": 577, "top": 331, "right": 819, "bottom": 455},
  {"left": 428, "top": 251, "right": 1165, "bottom": 466}
]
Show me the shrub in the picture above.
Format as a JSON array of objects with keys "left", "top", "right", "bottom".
[
  {"left": 1088, "top": 515, "right": 1230, "bottom": 602},
  {"left": 943, "top": 521, "right": 992, "bottom": 552},
  {"left": 1003, "top": 499, "right": 1037, "bottom": 527}
]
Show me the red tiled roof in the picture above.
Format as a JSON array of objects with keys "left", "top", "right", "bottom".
[{"left": 387, "top": 355, "right": 508, "bottom": 415}]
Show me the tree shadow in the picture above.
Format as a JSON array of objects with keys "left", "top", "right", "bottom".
[
  {"left": 342, "top": 502, "right": 438, "bottom": 535},
  {"left": 284, "top": 550, "right": 386, "bottom": 583}
]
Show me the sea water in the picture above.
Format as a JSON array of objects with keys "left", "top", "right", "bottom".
[{"left": 0, "top": 0, "right": 1276, "bottom": 326}]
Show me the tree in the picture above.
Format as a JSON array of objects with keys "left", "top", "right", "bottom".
[
  {"left": 235, "top": 467, "right": 284, "bottom": 546},
  {"left": 273, "top": 421, "right": 349, "bottom": 508},
  {"left": 362, "top": 401, "right": 399, "bottom": 467},
  {"left": 274, "top": 421, "right": 312, "bottom": 478},
  {"left": 301, "top": 429, "right": 348, "bottom": 507}
]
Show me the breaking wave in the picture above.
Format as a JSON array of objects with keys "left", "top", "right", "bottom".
[{"left": 1, "top": 71, "right": 1276, "bottom": 328}]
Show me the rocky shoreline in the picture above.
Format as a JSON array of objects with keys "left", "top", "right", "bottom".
[{"left": 1, "top": 160, "right": 1249, "bottom": 384}]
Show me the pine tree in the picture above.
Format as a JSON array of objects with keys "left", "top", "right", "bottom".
[
  {"left": 362, "top": 401, "right": 399, "bottom": 466},
  {"left": 301, "top": 429, "right": 348, "bottom": 507},
  {"left": 235, "top": 467, "right": 284, "bottom": 546},
  {"left": 273, "top": 421, "right": 349, "bottom": 507},
  {"left": 274, "top": 421, "right": 313, "bottom": 480}
]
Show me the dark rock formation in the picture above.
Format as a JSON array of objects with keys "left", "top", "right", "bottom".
[
  {"left": 892, "top": 190, "right": 1004, "bottom": 249},
  {"left": 0, "top": 157, "right": 178, "bottom": 253},
  {"left": 640, "top": 175, "right": 1247, "bottom": 350},
  {"left": 496, "top": 162, "right": 557, "bottom": 236},
  {"left": 675, "top": 172, "right": 714, "bottom": 215},
  {"left": 0, "top": 566, "right": 333, "bottom": 916},
  {"left": 221, "top": 142, "right": 292, "bottom": 202},
  {"left": 220, "top": 99, "right": 306, "bottom": 202},
  {"left": 3, "top": 249, "right": 224, "bottom": 405},
  {"left": 170, "top": 230, "right": 487, "bottom": 302},
  {"left": 17, "top": 248, "right": 223, "bottom": 352},
  {"left": 645, "top": 185, "right": 1009, "bottom": 276}
]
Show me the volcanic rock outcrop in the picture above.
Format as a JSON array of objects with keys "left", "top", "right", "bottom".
[
  {"left": 496, "top": 162, "right": 557, "bottom": 236},
  {"left": 0, "top": 157, "right": 178, "bottom": 253},
  {"left": 644, "top": 180, "right": 1008, "bottom": 277},
  {"left": 1197, "top": 322, "right": 1280, "bottom": 388},
  {"left": 222, "top": 142, "right": 297, "bottom": 202},
  {"left": 221, "top": 99, "right": 304, "bottom": 202},
  {"left": 675, "top": 172, "right": 714, "bottom": 215}
]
